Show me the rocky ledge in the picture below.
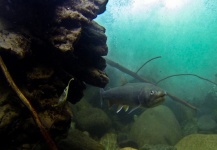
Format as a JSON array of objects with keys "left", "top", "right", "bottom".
[{"left": 0, "top": 0, "right": 108, "bottom": 149}]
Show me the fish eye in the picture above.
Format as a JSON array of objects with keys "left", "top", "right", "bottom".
[{"left": 150, "top": 90, "right": 155, "bottom": 95}]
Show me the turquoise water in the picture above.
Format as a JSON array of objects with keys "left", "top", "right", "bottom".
[{"left": 96, "top": 0, "right": 217, "bottom": 102}]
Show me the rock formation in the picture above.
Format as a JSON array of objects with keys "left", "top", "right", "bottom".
[
  {"left": 74, "top": 106, "right": 112, "bottom": 137},
  {"left": 0, "top": 0, "right": 109, "bottom": 149},
  {"left": 130, "top": 105, "right": 182, "bottom": 148},
  {"left": 175, "top": 134, "right": 217, "bottom": 150}
]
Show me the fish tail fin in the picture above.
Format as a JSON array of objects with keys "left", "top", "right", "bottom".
[{"left": 100, "top": 88, "right": 105, "bottom": 107}]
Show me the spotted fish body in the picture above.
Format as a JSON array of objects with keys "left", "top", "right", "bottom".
[{"left": 101, "top": 82, "right": 167, "bottom": 113}]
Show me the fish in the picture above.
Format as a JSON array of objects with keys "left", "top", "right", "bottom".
[
  {"left": 101, "top": 82, "right": 167, "bottom": 113},
  {"left": 53, "top": 77, "right": 74, "bottom": 107}
]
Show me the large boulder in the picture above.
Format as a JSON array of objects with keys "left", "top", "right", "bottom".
[
  {"left": 100, "top": 133, "right": 119, "bottom": 150},
  {"left": 74, "top": 106, "right": 112, "bottom": 137},
  {"left": 140, "top": 144, "right": 176, "bottom": 150},
  {"left": 120, "top": 148, "right": 138, "bottom": 150},
  {"left": 130, "top": 105, "right": 182, "bottom": 148},
  {"left": 197, "top": 115, "right": 217, "bottom": 132},
  {"left": 57, "top": 129, "right": 105, "bottom": 150},
  {"left": 175, "top": 134, "right": 217, "bottom": 150}
]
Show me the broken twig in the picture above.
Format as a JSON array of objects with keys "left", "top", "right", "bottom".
[
  {"left": 136, "top": 56, "right": 161, "bottom": 74},
  {"left": 167, "top": 93, "right": 197, "bottom": 110},
  {"left": 0, "top": 56, "right": 58, "bottom": 150},
  {"left": 105, "top": 57, "right": 197, "bottom": 110},
  {"left": 156, "top": 73, "right": 217, "bottom": 86},
  {"left": 105, "top": 58, "right": 151, "bottom": 83}
]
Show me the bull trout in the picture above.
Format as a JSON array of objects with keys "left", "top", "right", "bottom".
[{"left": 101, "top": 82, "right": 167, "bottom": 113}]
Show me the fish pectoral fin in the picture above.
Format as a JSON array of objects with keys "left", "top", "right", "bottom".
[
  {"left": 123, "top": 105, "right": 129, "bottom": 112},
  {"left": 128, "top": 104, "right": 141, "bottom": 114},
  {"left": 116, "top": 105, "right": 124, "bottom": 113}
]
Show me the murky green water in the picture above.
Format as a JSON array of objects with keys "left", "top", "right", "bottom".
[
  {"left": 94, "top": 2, "right": 217, "bottom": 149},
  {"left": 96, "top": 0, "right": 217, "bottom": 101}
]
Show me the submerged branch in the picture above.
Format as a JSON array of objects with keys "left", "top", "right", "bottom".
[
  {"left": 0, "top": 56, "right": 58, "bottom": 150},
  {"left": 105, "top": 58, "right": 151, "bottom": 83},
  {"left": 167, "top": 93, "right": 197, "bottom": 110},
  {"left": 105, "top": 57, "right": 197, "bottom": 111},
  {"left": 156, "top": 73, "right": 217, "bottom": 86},
  {"left": 136, "top": 56, "right": 161, "bottom": 74}
]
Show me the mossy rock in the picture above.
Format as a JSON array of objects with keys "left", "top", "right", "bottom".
[
  {"left": 120, "top": 147, "right": 138, "bottom": 150},
  {"left": 140, "top": 144, "right": 176, "bottom": 150},
  {"left": 75, "top": 107, "right": 112, "bottom": 137},
  {"left": 100, "top": 133, "right": 119, "bottom": 150},
  {"left": 130, "top": 105, "right": 182, "bottom": 147},
  {"left": 175, "top": 134, "right": 217, "bottom": 150},
  {"left": 57, "top": 129, "right": 105, "bottom": 150}
]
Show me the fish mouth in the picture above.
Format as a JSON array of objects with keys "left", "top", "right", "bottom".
[
  {"left": 148, "top": 91, "right": 166, "bottom": 107},
  {"left": 150, "top": 97, "right": 165, "bottom": 107}
]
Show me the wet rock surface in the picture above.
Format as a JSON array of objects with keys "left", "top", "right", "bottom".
[
  {"left": 100, "top": 133, "right": 119, "bottom": 150},
  {"left": 140, "top": 144, "right": 177, "bottom": 150},
  {"left": 197, "top": 115, "right": 217, "bottom": 132},
  {"left": 74, "top": 105, "right": 112, "bottom": 137},
  {"left": 117, "top": 133, "right": 138, "bottom": 149},
  {"left": 175, "top": 134, "right": 217, "bottom": 150},
  {"left": 120, "top": 147, "right": 138, "bottom": 150},
  {"left": 57, "top": 128, "right": 105, "bottom": 150},
  {"left": 130, "top": 105, "right": 182, "bottom": 148},
  {"left": 181, "top": 119, "right": 198, "bottom": 136}
]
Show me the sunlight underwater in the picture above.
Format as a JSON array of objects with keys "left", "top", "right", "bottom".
[{"left": 94, "top": 0, "right": 217, "bottom": 149}]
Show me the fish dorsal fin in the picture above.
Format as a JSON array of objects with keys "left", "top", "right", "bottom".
[
  {"left": 116, "top": 105, "right": 123, "bottom": 113},
  {"left": 123, "top": 105, "right": 129, "bottom": 112},
  {"left": 128, "top": 104, "right": 141, "bottom": 114}
]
